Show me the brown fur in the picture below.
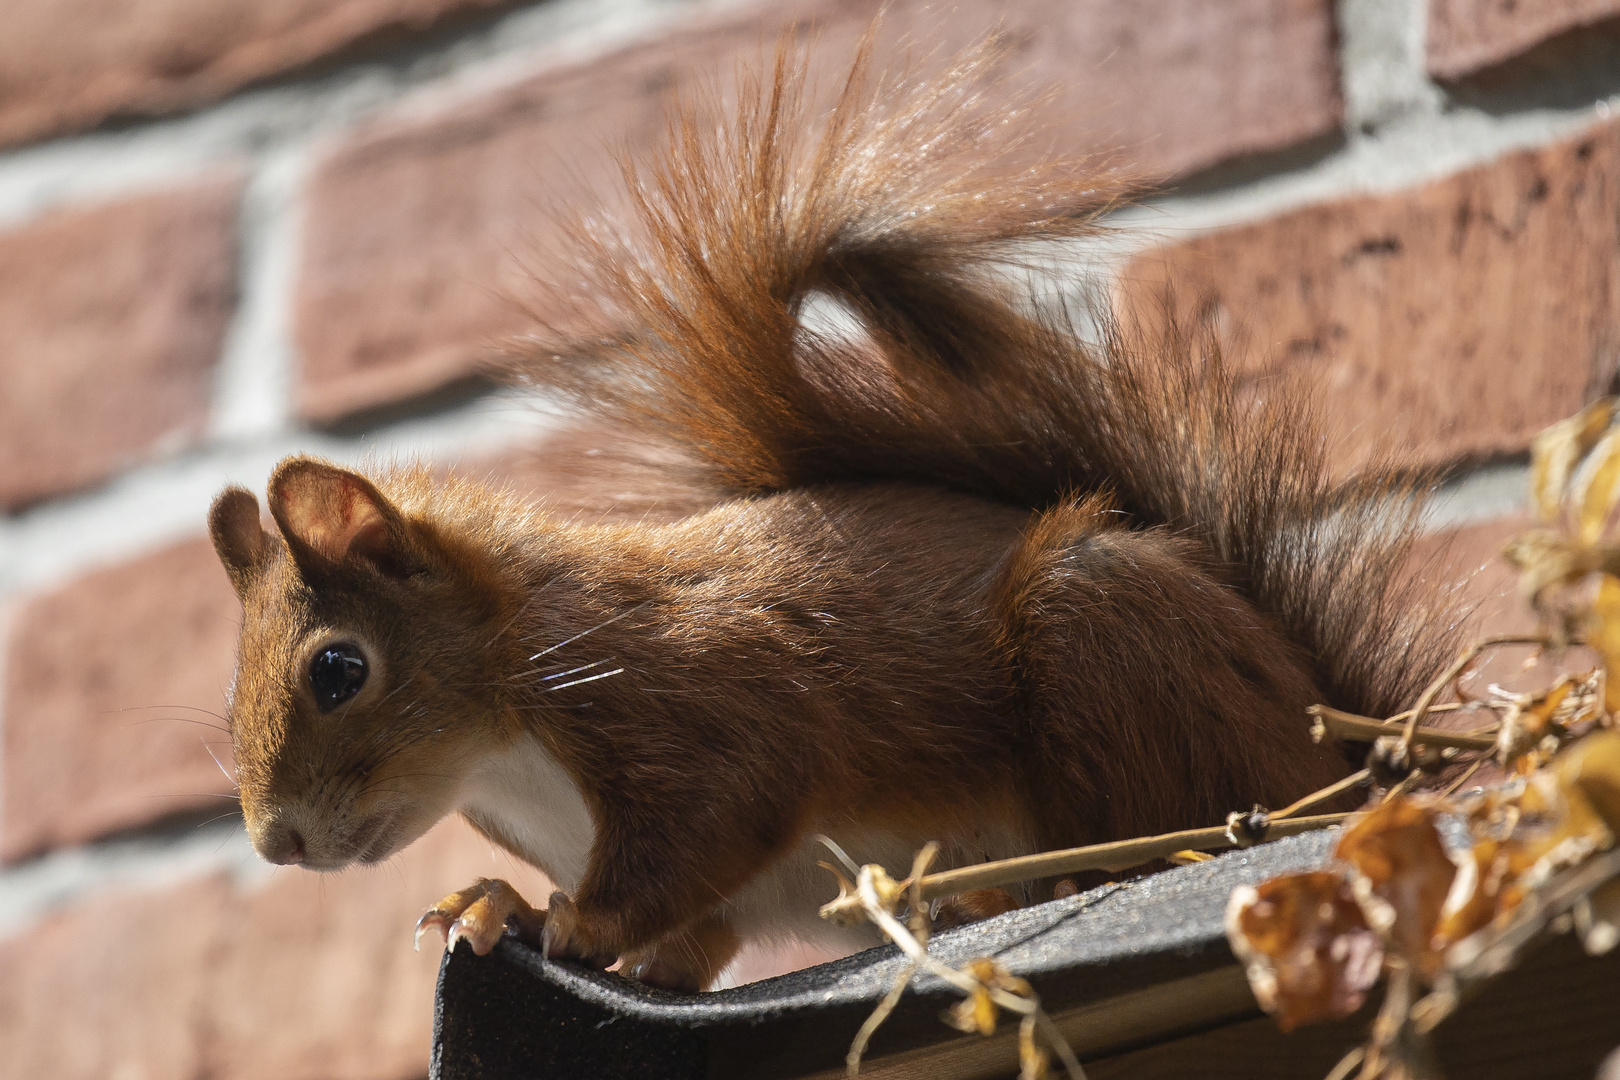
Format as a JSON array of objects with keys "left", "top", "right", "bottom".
[{"left": 208, "top": 35, "right": 1460, "bottom": 991}]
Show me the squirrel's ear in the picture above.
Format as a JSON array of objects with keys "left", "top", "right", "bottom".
[
  {"left": 266, "top": 457, "right": 414, "bottom": 580},
  {"left": 209, "top": 487, "right": 271, "bottom": 593}
]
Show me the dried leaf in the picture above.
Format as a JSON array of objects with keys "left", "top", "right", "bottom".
[
  {"left": 1523, "top": 679, "right": 1574, "bottom": 738},
  {"left": 867, "top": 864, "right": 905, "bottom": 910},
  {"left": 1433, "top": 838, "right": 1504, "bottom": 950},
  {"left": 1430, "top": 783, "right": 1556, "bottom": 949},
  {"left": 1550, "top": 728, "right": 1620, "bottom": 835},
  {"left": 962, "top": 958, "right": 997, "bottom": 981},
  {"left": 1459, "top": 745, "right": 1617, "bottom": 928},
  {"left": 1495, "top": 678, "right": 1575, "bottom": 771},
  {"left": 1226, "top": 871, "right": 1384, "bottom": 1031},
  {"left": 1335, "top": 798, "right": 1457, "bottom": 979},
  {"left": 1438, "top": 799, "right": 1539, "bottom": 941},
  {"left": 1169, "top": 849, "right": 1214, "bottom": 865},
  {"left": 1590, "top": 581, "right": 1620, "bottom": 718},
  {"left": 1529, "top": 396, "right": 1616, "bottom": 522},
  {"left": 1501, "top": 528, "right": 1593, "bottom": 606},
  {"left": 945, "top": 986, "right": 998, "bottom": 1036},
  {"left": 1575, "top": 876, "right": 1620, "bottom": 956},
  {"left": 1573, "top": 427, "right": 1620, "bottom": 546}
]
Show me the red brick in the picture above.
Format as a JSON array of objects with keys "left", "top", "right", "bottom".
[
  {"left": 1, "top": 539, "right": 242, "bottom": 862},
  {"left": 0, "top": 0, "right": 513, "bottom": 149},
  {"left": 296, "top": 0, "right": 1339, "bottom": 424},
  {"left": 1415, "top": 513, "right": 1534, "bottom": 641},
  {"left": 0, "top": 179, "right": 240, "bottom": 509},
  {"left": 1119, "top": 117, "right": 1620, "bottom": 471},
  {"left": 0, "top": 817, "right": 554, "bottom": 1080},
  {"left": 0, "top": 810, "right": 850, "bottom": 1078},
  {"left": 0, "top": 875, "right": 233, "bottom": 1080},
  {"left": 1428, "top": 0, "right": 1620, "bottom": 79},
  {"left": 1413, "top": 511, "right": 1605, "bottom": 705}
]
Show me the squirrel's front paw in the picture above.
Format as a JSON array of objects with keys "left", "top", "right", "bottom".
[
  {"left": 541, "top": 890, "right": 617, "bottom": 970},
  {"left": 415, "top": 878, "right": 546, "bottom": 956}
]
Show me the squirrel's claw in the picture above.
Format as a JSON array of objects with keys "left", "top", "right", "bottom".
[
  {"left": 413, "top": 909, "right": 451, "bottom": 952},
  {"left": 415, "top": 877, "right": 547, "bottom": 956},
  {"left": 623, "top": 956, "right": 705, "bottom": 993}
]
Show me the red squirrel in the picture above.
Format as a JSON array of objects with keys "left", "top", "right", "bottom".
[{"left": 206, "top": 38, "right": 1458, "bottom": 992}]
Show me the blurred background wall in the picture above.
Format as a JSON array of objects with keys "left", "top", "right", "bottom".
[{"left": 1, "top": 0, "right": 1617, "bottom": 1076}]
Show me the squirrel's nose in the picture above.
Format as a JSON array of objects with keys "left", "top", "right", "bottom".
[{"left": 256, "top": 823, "right": 307, "bottom": 865}]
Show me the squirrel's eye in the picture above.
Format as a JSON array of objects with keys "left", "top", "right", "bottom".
[{"left": 309, "top": 644, "right": 367, "bottom": 712}]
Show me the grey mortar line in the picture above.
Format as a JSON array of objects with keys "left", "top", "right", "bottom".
[
  {"left": 1110, "top": 0, "right": 1619, "bottom": 245},
  {"left": 0, "top": 601, "right": 11, "bottom": 883},
  {"left": 1109, "top": 98, "right": 1619, "bottom": 246},
  {"left": 1338, "top": 0, "right": 1445, "bottom": 134},
  {"left": 0, "top": 808, "right": 542, "bottom": 939},
  {"left": 0, "top": 390, "right": 565, "bottom": 603},
  {"left": 0, "top": 0, "right": 776, "bottom": 597},
  {"left": 1427, "top": 464, "right": 1531, "bottom": 530},
  {"left": 208, "top": 147, "right": 306, "bottom": 441},
  {"left": 0, "top": 0, "right": 757, "bottom": 230},
  {"left": 0, "top": 818, "right": 269, "bottom": 935}
]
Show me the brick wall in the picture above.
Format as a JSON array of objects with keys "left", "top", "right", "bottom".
[{"left": 0, "top": 1, "right": 1615, "bottom": 1076}]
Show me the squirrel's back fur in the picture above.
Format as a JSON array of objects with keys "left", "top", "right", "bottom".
[{"left": 516, "top": 36, "right": 1460, "bottom": 722}]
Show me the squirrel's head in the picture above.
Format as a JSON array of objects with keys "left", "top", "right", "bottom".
[{"left": 208, "top": 457, "right": 509, "bottom": 871}]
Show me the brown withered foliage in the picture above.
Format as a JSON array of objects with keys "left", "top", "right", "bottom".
[
  {"left": 1225, "top": 399, "right": 1620, "bottom": 1080},
  {"left": 1227, "top": 871, "right": 1384, "bottom": 1031}
]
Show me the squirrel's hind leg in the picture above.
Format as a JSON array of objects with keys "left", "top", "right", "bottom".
[
  {"left": 995, "top": 501, "right": 1346, "bottom": 848},
  {"left": 931, "top": 888, "right": 1021, "bottom": 930},
  {"left": 620, "top": 911, "right": 741, "bottom": 992}
]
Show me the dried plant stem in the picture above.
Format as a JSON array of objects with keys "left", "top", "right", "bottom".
[
  {"left": 1386, "top": 701, "right": 1471, "bottom": 722},
  {"left": 1323, "top": 1046, "right": 1366, "bottom": 1080},
  {"left": 844, "top": 861, "right": 1085, "bottom": 1079},
  {"left": 1398, "top": 636, "right": 1549, "bottom": 752},
  {"left": 1272, "top": 769, "right": 1370, "bottom": 820},
  {"left": 1035, "top": 1010, "right": 1087, "bottom": 1078},
  {"left": 826, "top": 765, "right": 1407, "bottom": 1075},
  {"left": 884, "top": 813, "right": 1350, "bottom": 905},
  {"left": 1381, "top": 770, "right": 1424, "bottom": 803},
  {"left": 845, "top": 844, "right": 939, "bottom": 1076},
  {"left": 845, "top": 962, "right": 915, "bottom": 1075},
  {"left": 1440, "top": 757, "right": 1488, "bottom": 798},
  {"left": 1310, "top": 706, "right": 1497, "bottom": 751}
]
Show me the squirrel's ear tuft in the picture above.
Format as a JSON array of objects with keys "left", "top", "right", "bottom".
[
  {"left": 209, "top": 487, "right": 271, "bottom": 592},
  {"left": 266, "top": 457, "right": 414, "bottom": 580}
]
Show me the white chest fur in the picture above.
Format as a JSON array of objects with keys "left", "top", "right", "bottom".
[{"left": 458, "top": 734, "right": 596, "bottom": 894}]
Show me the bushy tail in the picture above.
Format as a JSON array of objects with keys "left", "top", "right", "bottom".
[{"left": 513, "top": 33, "right": 1461, "bottom": 718}]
